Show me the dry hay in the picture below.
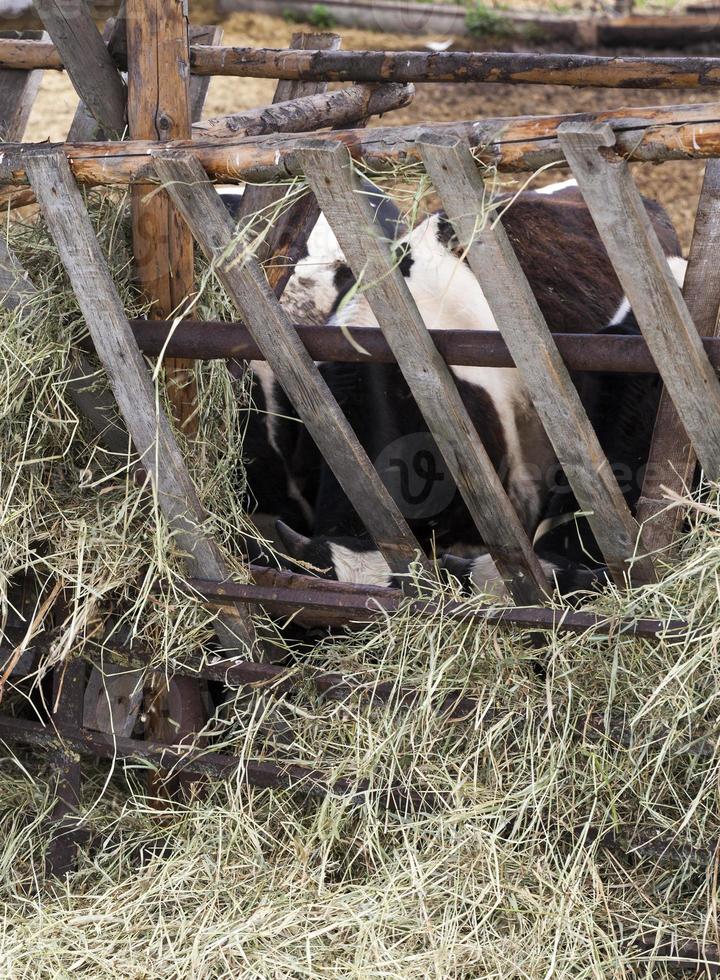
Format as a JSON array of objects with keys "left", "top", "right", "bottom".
[{"left": 1, "top": 184, "right": 720, "bottom": 978}]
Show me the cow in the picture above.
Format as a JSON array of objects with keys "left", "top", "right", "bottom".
[{"left": 265, "top": 179, "right": 683, "bottom": 596}]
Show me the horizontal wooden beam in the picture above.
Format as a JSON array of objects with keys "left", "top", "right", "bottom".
[
  {"left": 0, "top": 101, "right": 718, "bottom": 204},
  {"left": 3, "top": 37, "right": 720, "bottom": 88},
  {"left": 131, "top": 320, "right": 720, "bottom": 371},
  {"left": 193, "top": 81, "right": 413, "bottom": 141}
]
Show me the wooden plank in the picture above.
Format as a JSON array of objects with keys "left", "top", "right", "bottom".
[
  {"left": 72, "top": 19, "right": 221, "bottom": 141},
  {"left": 67, "top": 15, "right": 124, "bottom": 142},
  {"left": 25, "top": 148, "right": 256, "bottom": 654},
  {"left": 33, "top": 0, "right": 126, "bottom": 136},
  {"left": 0, "top": 29, "right": 46, "bottom": 140},
  {"left": 45, "top": 658, "right": 86, "bottom": 877},
  {"left": 559, "top": 121, "right": 720, "bottom": 481},
  {"left": 636, "top": 158, "right": 720, "bottom": 550},
  {"left": 3, "top": 102, "right": 720, "bottom": 207},
  {"left": 188, "top": 24, "right": 223, "bottom": 124},
  {"left": 295, "top": 141, "right": 550, "bottom": 604},
  {"left": 419, "top": 134, "right": 655, "bottom": 586},
  {"left": 153, "top": 152, "right": 425, "bottom": 579}
]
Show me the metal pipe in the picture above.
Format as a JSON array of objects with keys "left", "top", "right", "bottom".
[{"left": 131, "top": 320, "right": 720, "bottom": 374}]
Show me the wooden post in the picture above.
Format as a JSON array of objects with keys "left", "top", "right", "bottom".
[
  {"left": 127, "top": 0, "right": 196, "bottom": 433},
  {"left": 636, "top": 159, "right": 720, "bottom": 550},
  {"left": 295, "top": 141, "right": 550, "bottom": 604},
  {"left": 558, "top": 121, "right": 720, "bottom": 483},
  {"left": 125, "top": 0, "right": 205, "bottom": 774},
  {"left": 419, "top": 134, "right": 656, "bottom": 586}
]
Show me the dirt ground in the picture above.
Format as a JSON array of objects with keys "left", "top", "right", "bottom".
[{"left": 16, "top": 5, "right": 711, "bottom": 250}]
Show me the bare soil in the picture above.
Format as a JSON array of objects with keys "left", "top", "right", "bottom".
[{"left": 15, "top": 4, "right": 712, "bottom": 250}]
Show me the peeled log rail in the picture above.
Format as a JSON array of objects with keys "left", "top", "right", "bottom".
[
  {"left": 193, "top": 82, "right": 414, "bottom": 141},
  {"left": 4, "top": 37, "right": 720, "bottom": 89},
  {"left": 191, "top": 47, "right": 720, "bottom": 88},
  {"left": 1, "top": 101, "right": 719, "bottom": 205},
  {"left": 130, "top": 319, "right": 720, "bottom": 373}
]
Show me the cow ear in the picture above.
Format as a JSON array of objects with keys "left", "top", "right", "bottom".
[
  {"left": 275, "top": 520, "right": 311, "bottom": 559},
  {"left": 440, "top": 553, "right": 474, "bottom": 582}
]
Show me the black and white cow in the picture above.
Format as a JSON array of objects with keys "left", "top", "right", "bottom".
[{"left": 267, "top": 180, "right": 683, "bottom": 595}]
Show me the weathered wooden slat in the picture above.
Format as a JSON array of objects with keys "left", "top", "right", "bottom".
[
  {"left": 0, "top": 29, "right": 46, "bottom": 140},
  {"left": 2, "top": 102, "right": 720, "bottom": 207},
  {"left": 66, "top": 15, "right": 125, "bottom": 142},
  {"left": 188, "top": 24, "right": 223, "bottom": 124},
  {"left": 154, "top": 151, "right": 424, "bottom": 578},
  {"left": 419, "top": 134, "right": 655, "bottom": 586},
  {"left": 33, "top": 0, "right": 126, "bottom": 137},
  {"left": 45, "top": 658, "right": 86, "bottom": 877},
  {"left": 234, "top": 32, "right": 341, "bottom": 293},
  {"left": 559, "top": 121, "right": 720, "bottom": 481},
  {"left": 127, "top": 0, "right": 211, "bottom": 784},
  {"left": 25, "top": 149, "right": 256, "bottom": 653},
  {"left": 636, "top": 158, "right": 720, "bottom": 550},
  {"left": 296, "top": 140, "right": 550, "bottom": 604}
]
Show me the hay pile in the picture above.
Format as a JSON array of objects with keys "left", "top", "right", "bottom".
[{"left": 1, "top": 188, "right": 720, "bottom": 978}]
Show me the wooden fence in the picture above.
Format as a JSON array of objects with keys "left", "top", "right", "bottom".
[{"left": 0, "top": 8, "right": 720, "bottom": 957}]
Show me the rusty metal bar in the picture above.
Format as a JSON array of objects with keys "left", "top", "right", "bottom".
[
  {"left": 131, "top": 319, "right": 720, "bottom": 374},
  {"left": 188, "top": 572, "right": 686, "bottom": 639},
  {"left": 0, "top": 714, "right": 436, "bottom": 811}
]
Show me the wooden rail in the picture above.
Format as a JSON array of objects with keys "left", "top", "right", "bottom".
[
  {"left": 3, "top": 38, "right": 720, "bottom": 88},
  {"left": 1, "top": 102, "right": 719, "bottom": 207}
]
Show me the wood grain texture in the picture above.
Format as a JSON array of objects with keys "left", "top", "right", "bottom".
[
  {"left": 127, "top": 0, "right": 196, "bottom": 433},
  {"left": 420, "top": 134, "right": 655, "bottom": 586},
  {"left": 0, "top": 29, "right": 46, "bottom": 140},
  {"left": 26, "top": 149, "right": 256, "bottom": 653},
  {"left": 45, "top": 659, "right": 86, "bottom": 876},
  {"left": 194, "top": 82, "right": 413, "bottom": 143},
  {"left": 559, "top": 121, "right": 720, "bottom": 480},
  {"left": 1, "top": 101, "right": 719, "bottom": 211},
  {"left": 5, "top": 36, "right": 720, "bottom": 87},
  {"left": 33, "top": 0, "right": 126, "bottom": 136},
  {"left": 67, "top": 15, "right": 124, "bottom": 142},
  {"left": 296, "top": 140, "right": 550, "bottom": 604},
  {"left": 636, "top": 158, "right": 720, "bottom": 550},
  {"left": 154, "top": 151, "right": 425, "bottom": 578}
]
